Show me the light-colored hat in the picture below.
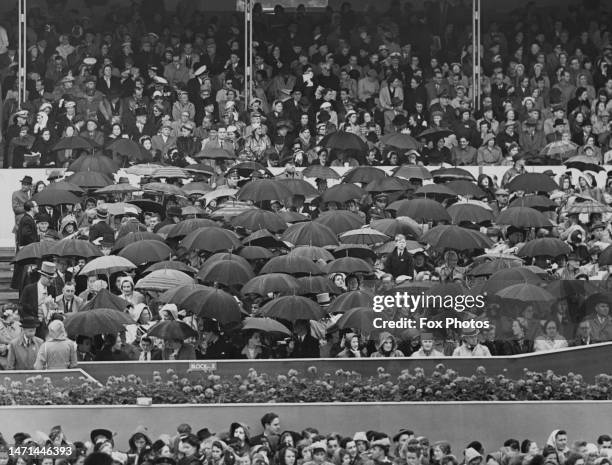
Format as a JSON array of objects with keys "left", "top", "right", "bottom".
[
  {"left": 39, "top": 261, "right": 57, "bottom": 278},
  {"left": 194, "top": 65, "right": 208, "bottom": 76}
]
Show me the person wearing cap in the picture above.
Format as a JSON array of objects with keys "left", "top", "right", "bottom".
[
  {"left": 89, "top": 205, "right": 114, "bottom": 244},
  {"left": 519, "top": 116, "right": 546, "bottom": 158},
  {"left": 584, "top": 296, "right": 612, "bottom": 343},
  {"left": 163, "top": 52, "right": 190, "bottom": 87},
  {"left": 476, "top": 133, "right": 503, "bottom": 166},
  {"left": 410, "top": 332, "right": 445, "bottom": 357},
  {"left": 16, "top": 200, "right": 39, "bottom": 249},
  {"left": 7, "top": 123, "right": 35, "bottom": 168},
  {"left": 452, "top": 328, "right": 491, "bottom": 357},
  {"left": 6, "top": 317, "right": 43, "bottom": 370},
  {"left": 12, "top": 175, "right": 33, "bottom": 242}
]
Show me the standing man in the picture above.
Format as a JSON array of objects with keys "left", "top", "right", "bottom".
[
  {"left": 12, "top": 175, "right": 32, "bottom": 247},
  {"left": 19, "top": 261, "right": 58, "bottom": 337},
  {"left": 6, "top": 317, "right": 43, "bottom": 370},
  {"left": 384, "top": 234, "right": 415, "bottom": 280},
  {"left": 17, "top": 200, "right": 39, "bottom": 248},
  {"left": 55, "top": 281, "right": 84, "bottom": 313}
]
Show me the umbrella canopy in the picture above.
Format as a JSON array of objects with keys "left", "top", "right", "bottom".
[
  {"left": 380, "top": 133, "right": 420, "bottom": 150},
  {"left": 182, "top": 184, "right": 213, "bottom": 197},
  {"left": 159, "top": 283, "right": 215, "bottom": 305},
  {"left": 260, "top": 255, "right": 324, "bottom": 276},
  {"left": 339, "top": 227, "right": 390, "bottom": 245},
  {"left": 143, "top": 182, "right": 186, "bottom": 197},
  {"left": 147, "top": 320, "right": 198, "bottom": 340},
  {"left": 118, "top": 240, "right": 173, "bottom": 265},
  {"left": 135, "top": 269, "right": 194, "bottom": 292},
  {"left": 418, "top": 127, "right": 453, "bottom": 141},
  {"left": 483, "top": 267, "right": 544, "bottom": 295},
  {"left": 277, "top": 211, "right": 310, "bottom": 223},
  {"left": 597, "top": 246, "right": 612, "bottom": 266},
  {"left": 196, "top": 148, "right": 237, "bottom": 160},
  {"left": 319, "top": 184, "right": 366, "bottom": 204},
  {"left": 431, "top": 167, "right": 475, "bottom": 182},
  {"left": 200, "top": 188, "right": 238, "bottom": 204},
  {"left": 127, "top": 200, "right": 164, "bottom": 216},
  {"left": 116, "top": 220, "right": 148, "bottom": 238},
  {"left": 509, "top": 195, "right": 557, "bottom": 210},
  {"left": 113, "top": 232, "right": 164, "bottom": 252},
  {"left": 45, "top": 181, "right": 85, "bottom": 195},
  {"left": 125, "top": 164, "right": 164, "bottom": 176},
  {"left": 326, "top": 257, "right": 374, "bottom": 274},
  {"left": 107, "top": 138, "right": 152, "bottom": 164},
  {"left": 495, "top": 207, "right": 553, "bottom": 228},
  {"left": 302, "top": 165, "right": 341, "bottom": 180},
  {"left": 196, "top": 288, "right": 242, "bottom": 323},
  {"left": 414, "top": 184, "right": 457, "bottom": 199},
  {"left": 518, "top": 238, "right": 572, "bottom": 258},
  {"left": 32, "top": 189, "right": 80, "bottom": 206},
  {"left": 231, "top": 209, "right": 288, "bottom": 233},
  {"left": 242, "top": 317, "right": 292, "bottom": 336},
  {"left": 314, "top": 211, "right": 365, "bottom": 235},
  {"left": 181, "top": 206, "right": 206, "bottom": 217},
  {"left": 64, "top": 308, "right": 134, "bottom": 337},
  {"left": 53, "top": 135, "right": 95, "bottom": 152},
  {"left": 181, "top": 227, "right": 241, "bottom": 252},
  {"left": 237, "top": 179, "right": 292, "bottom": 202},
  {"left": 67, "top": 171, "right": 113, "bottom": 189},
  {"left": 328, "top": 291, "right": 374, "bottom": 314},
  {"left": 242, "top": 273, "right": 300, "bottom": 296},
  {"left": 343, "top": 166, "right": 386, "bottom": 184},
  {"left": 422, "top": 225, "right": 493, "bottom": 251},
  {"left": 335, "top": 306, "right": 376, "bottom": 331},
  {"left": 50, "top": 239, "right": 102, "bottom": 258},
  {"left": 69, "top": 153, "right": 119, "bottom": 174},
  {"left": 261, "top": 295, "right": 326, "bottom": 321},
  {"left": 276, "top": 178, "right": 319, "bottom": 197},
  {"left": 103, "top": 202, "right": 142, "bottom": 217},
  {"left": 545, "top": 280, "right": 602, "bottom": 300},
  {"left": 242, "top": 229, "right": 287, "bottom": 249},
  {"left": 79, "top": 255, "right": 136, "bottom": 276},
  {"left": 227, "top": 161, "right": 272, "bottom": 178},
  {"left": 564, "top": 156, "right": 605, "bottom": 173},
  {"left": 287, "top": 246, "right": 335, "bottom": 262},
  {"left": 282, "top": 222, "right": 339, "bottom": 247},
  {"left": 209, "top": 202, "right": 256, "bottom": 221},
  {"left": 321, "top": 131, "right": 368, "bottom": 152},
  {"left": 297, "top": 276, "right": 342, "bottom": 295},
  {"left": 80, "top": 289, "right": 129, "bottom": 312},
  {"left": 446, "top": 180, "right": 486, "bottom": 198},
  {"left": 143, "top": 261, "right": 197, "bottom": 275},
  {"left": 447, "top": 203, "right": 494, "bottom": 225},
  {"left": 565, "top": 198, "right": 612, "bottom": 215},
  {"left": 496, "top": 283, "right": 555, "bottom": 302},
  {"left": 393, "top": 165, "right": 432, "bottom": 180},
  {"left": 507, "top": 173, "right": 559, "bottom": 193},
  {"left": 197, "top": 260, "right": 255, "bottom": 286},
  {"left": 540, "top": 140, "right": 579, "bottom": 160},
  {"left": 370, "top": 218, "right": 422, "bottom": 239},
  {"left": 365, "top": 177, "right": 411, "bottom": 192},
  {"left": 185, "top": 164, "right": 216, "bottom": 176},
  {"left": 395, "top": 199, "right": 452, "bottom": 223},
  {"left": 13, "top": 241, "right": 56, "bottom": 262},
  {"left": 151, "top": 166, "right": 189, "bottom": 179},
  {"left": 238, "top": 246, "right": 275, "bottom": 260},
  {"left": 334, "top": 244, "right": 379, "bottom": 260},
  {"left": 375, "top": 240, "right": 423, "bottom": 256},
  {"left": 204, "top": 252, "right": 252, "bottom": 270},
  {"left": 166, "top": 219, "right": 219, "bottom": 239},
  {"left": 466, "top": 259, "right": 521, "bottom": 277}
]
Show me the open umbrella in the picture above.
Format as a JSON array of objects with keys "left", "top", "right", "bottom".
[
  {"left": 104, "top": 202, "right": 142, "bottom": 217},
  {"left": 182, "top": 183, "right": 213, "bottom": 197},
  {"left": 135, "top": 269, "right": 194, "bottom": 292},
  {"left": 564, "top": 156, "right": 605, "bottom": 173},
  {"left": 260, "top": 255, "right": 324, "bottom": 276},
  {"left": 380, "top": 133, "right": 420, "bottom": 150},
  {"left": 69, "top": 153, "right": 120, "bottom": 174},
  {"left": 297, "top": 276, "right": 342, "bottom": 295},
  {"left": 107, "top": 138, "right": 152, "bottom": 164},
  {"left": 395, "top": 199, "right": 452, "bottom": 223},
  {"left": 127, "top": 200, "right": 164, "bottom": 216},
  {"left": 185, "top": 164, "right": 216, "bottom": 176},
  {"left": 287, "top": 246, "right": 335, "bottom": 262},
  {"left": 32, "top": 189, "right": 80, "bottom": 206},
  {"left": 335, "top": 306, "right": 376, "bottom": 330},
  {"left": 496, "top": 283, "right": 554, "bottom": 302},
  {"left": 81, "top": 289, "right": 129, "bottom": 312},
  {"left": 166, "top": 219, "right": 218, "bottom": 239},
  {"left": 326, "top": 257, "right": 374, "bottom": 274},
  {"left": 242, "top": 317, "right": 292, "bottom": 336},
  {"left": 319, "top": 184, "right": 366, "bottom": 204},
  {"left": 545, "top": 280, "right": 601, "bottom": 300},
  {"left": 495, "top": 207, "right": 552, "bottom": 228},
  {"left": 370, "top": 218, "right": 422, "bottom": 239},
  {"left": 302, "top": 165, "right": 341, "bottom": 180},
  {"left": 314, "top": 211, "right": 365, "bottom": 235},
  {"left": 209, "top": 202, "right": 256, "bottom": 221},
  {"left": 597, "top": 247, "right": 612, "bottom": 266},
  {"left": 205, "top": 252, "right": 252, "bottom": 269},
  {"left": 482, "top": 267, "right": 543, "bottom": 295},
  {"left": 64, "top": 308, "right": 134, "bottom": 337},
  {"left": 45, "top": 181, "right": 85, "bottom": 195},
  {"left": 113, "top": 232, "right": 164, "bottom": 252},
  {"left": 182, "top": 227, "right": 241, "bottom": 252},
  {"left": 79, "top": 255, "right": 136, "bottom": 276},
  {"left": 261, "top": 295, "right": 326, "bottom": 321},
  {"left": 13, "top": 241, "right": 56, "bottom": 262},
  {"left": 242, "top": 273, "right": 300, "bottom": 296},
  {"left": 282, "top": 222, "right": 339, "bottom": 247},
  {"left": 418, "top": 127, "right": 454, "bottom": 141},
  {"left": 422, "top": 225, "right": 493, "bottom": 251},
  {"left": 236, "top": 179, "right": 293, "bottom": 203},
  {"left": 196, "top": 148, "right": 237, "bottom": 160},
  {"left": 151, "top": 166, "right": 189, "bottom": 179},
  {"left": 226, "top": 161, "right": 272, "bottom": 178},
  {"left": 198, "top": 260, "right": 255, "bottom": 286},
  {"left": 147, "top": 320, "right": 198, "bottom": 340},
  {"left": 365, "top": 177, "right": 411, "bottom": 192},
  {"left": 50, "top": 239, "right": 102, "bottom": 258},
  {"left": 431, "top": 167, "right": 475, "bottom": 182},
  {"left": 143, "top": 182, "right": 186, "bottom": 197},
  {"left": 143, "top": 261, "right": 198, "bottom": 275},
  {"left": 540, "top": 140, "right": 579, "bottom": 161},
  {"left": 565, "top": 198, "right": 612, "bottom": 215},
  {"left": 276, "top": 178, "right": 319, "bottom": 197},
  {"left": 125, "top": 163, "right": 164, "bottom": 176},
  {"left": 393, "top": 165, "right": 432, "bottom": 180},
  {"left": 231, "top": 209, "right": 288, "bottom": 233},
  {"left": 343, "top": 166, "right": 386, "bottom": 184},
  {"left": 239, "top": 245, "right": 275, "bottom": 260},
  {"left": 518, "top": 238, "right": 572, "bottom": 258},
  {"left": 466, "top": 259, "right": 521, "bottom": 277},
  {"left": 196, "top": 288, "right": 242, "bottom": 323},
  {"left": 118, "top": 240, "right": 173, "bottom": 264},
  {"left": 159, "top": 283, "right": 215, "bottom": 305},
  {"left": 339, "top": 227, "right": 389, "bottom": 245},
  {"left": 446, "top": 180, "right": 486, "bottom": 198},
  {"left": 509, "top": 195, "right": 557, "bottom": 210},
  {"left": 67, "top": 171, "right": 113, "bottom": 189},
  {"left": 95, "top": 184, "right": 140, "bottom": 195},
  {"left": 327, "top": 291, "right": 374, "bottom": 314},
  {"left": 242, "top": 229, "right": 287, "bottom": 249},
  {"left": 321, "top": 131, "right": 368, "bottom": 152},
  {"left": 53, "top": 135, "right": 96, "bottom": 152},
  {"left": 333, "top": 244, "right": 379, "bottom": 261},
  {"left": 507, "top": 173, "right": 559, "bottom": 193},
  {"left": 447, "top": 203, "right": 494, "bottom": 225},
  {"left": 414, "top": 184, "right": 457, "bottom": 199}
]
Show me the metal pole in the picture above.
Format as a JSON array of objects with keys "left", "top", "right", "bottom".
[
  {"left": 248, "top": 0, "right": 253, "bottom": 106},
  {"left": 244, "top": 0, "right": 248, "bottom": 108},
  {"left": 18, "top": 0, "right": 22, "bottom": 104},
  {"left": 472, "top": 0, "right": 481, "bottom": 110}
]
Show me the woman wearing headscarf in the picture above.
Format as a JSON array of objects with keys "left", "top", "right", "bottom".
[
  {"left": 126, "top": 303, "right": 155, "bottom": 345},
  {"left": 33, "top": 320, "right": 78, "bottom": 369},
  {"left": 370, "top": 332, "right": 404, "bottom": 357},
  {"left": 335, "top": 333, "right": 366, "bottom": 358},
  {"left": 119, "top": 276, "right": 145, "bottom": 306}
]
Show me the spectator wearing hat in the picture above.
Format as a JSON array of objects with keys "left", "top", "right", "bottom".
[
  {"left": 19, "top": 261, "right": 58, "bottom": 333},
  {"left": 533, "top": 320, "right": 569, "bottom": 352},
  {"left": 452, "top": 328, "right": 492, "bottom": 357},
  {"left": 152, "top": 122, "right": 177, "bottom": 159},
  {"left": 496, "top": 121, "right": 520, "bottom": 155},
  {"left": 12, "top": 175, "right": 33, "bottom": 242},
  {"left": 4, "top": 109, "right": 30, "bottom": 167},
  {"left": 585, "top": 296, "right": 612, "bottom": 343},
  {"left": 410, "top": 333, "right": 445, "bottom": 357},
  {"left": 6, "top": 317, "right": 43, "bottom": 370},
  {"left": 175, "top": 122, "right": 199, "bottom": 159},
  {"left": 17, "top": 200, "right": 39, "bottom": 248},
  {"left": 89, "top": 206, "right": 114, "bottom": 244},
  {"left": 172, "top": 90, "right": 196, "bottom": 122},
  {"left": 477, "top": 134, "right": 503, "bottom": 165},
  {"left": 520, "top": 117, "right": 546, "bottom": 159},
  {"left": 8, "top": 123, "right": 35, "bottom": 168},
  {"left": 128, "top": 107, "right": 156, "bottom": 140}
]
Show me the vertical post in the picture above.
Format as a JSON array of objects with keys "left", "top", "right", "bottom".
[
  {"left": 243, "top": 0, "right": 248, "bottom": 108},
  {"left": 472, "top": 0, "right": 481, "bottom": 110},
  {"left": 18, "top": 0, "right": 27, "bottom": 105}
]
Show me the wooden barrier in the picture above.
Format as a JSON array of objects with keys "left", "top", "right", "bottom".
[
  {"left": 78, "top": 342, "right": 612, "bottom": 383},
  {"left": 1, "top": 402, "right": 609, "bottom": 455}
]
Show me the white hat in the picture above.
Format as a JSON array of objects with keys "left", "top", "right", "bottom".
[
  {"left": 154, "top": 76, "right": 168, "bottom": 85},
  {"left": 83, "top": 57, "right": 97, "bottom": 66},
  {"left": 194, "top": 65, "right": 208, "bottom": 76},
  {"left": 320, "top": 101, "right": 332, "bottom": 109}
]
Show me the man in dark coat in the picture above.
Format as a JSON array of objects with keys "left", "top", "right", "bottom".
[
  {"left": 16, "top": 200, "right": 39, "bottom": 248},
  {"left": 89, "top": 206, "right": 114, "bottom": 244},
  {"left": 384, "top": 234, "right": 415, "bottom": 279},
  {"left": 19, "top": 261, "right": 58, "bottom": 338},
  {"left": 197, "top": 319, "right": 236, "bottom": 359},
  {"left": 288, "top": 319, "right": 320, "bottom": 358}
]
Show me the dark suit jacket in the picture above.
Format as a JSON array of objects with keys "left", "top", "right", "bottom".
[
  {"left": 384, "top": 248, "right": 415, "bottom": 278},
  {"left": 20, "top": 281, "right": 57, "bottom": 319},
  {"left": 290, "top": 334, "right": 320, "bottom": 358},
  {"left": 17, "top": 214, "right": 38, "bottom": 247},
  {"left": 96, "top": 76, "right": 122, "bottom": 96}
]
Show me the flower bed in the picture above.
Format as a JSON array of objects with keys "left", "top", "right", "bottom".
[{"left": 2, "top": 365, "right": 612, "bottom": 405}]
